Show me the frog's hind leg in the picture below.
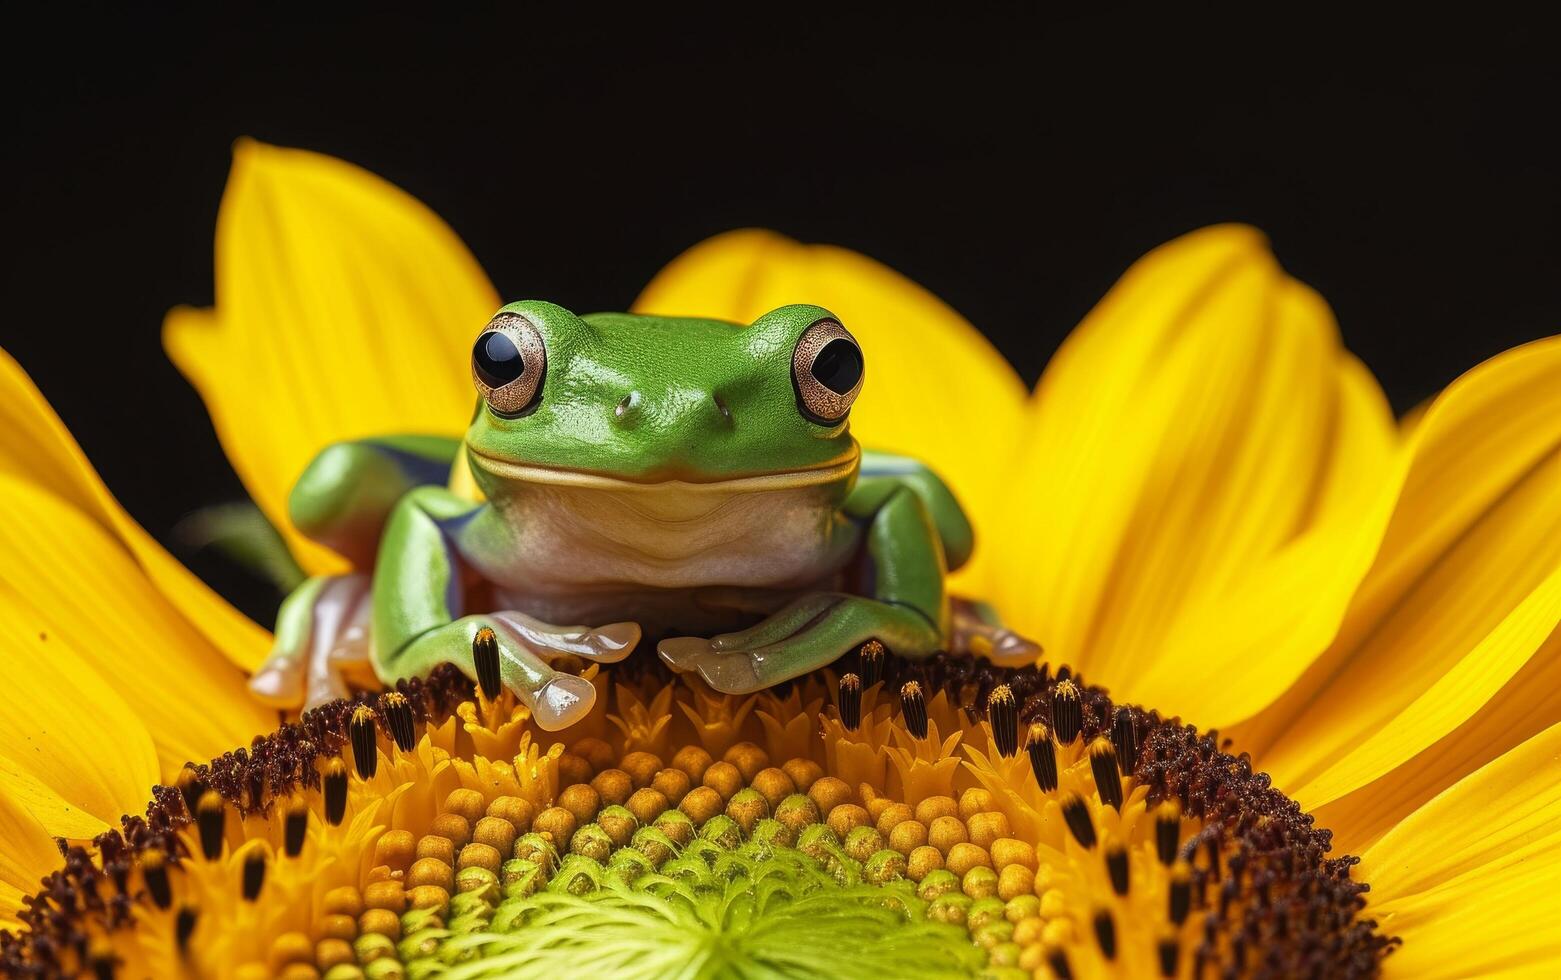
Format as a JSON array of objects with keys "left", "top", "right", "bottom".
[
  {"left": 249, "top": 574, "right": 376, "bottom": 711},
  {"left": 249, "top": 435, "right": 462, "bottom": 709},
  {"left": 950, "top": 597, "right": 1042, "bottom": 666},
  {"left": 289, "top": 436, "right": 464, "bottom": 566}
]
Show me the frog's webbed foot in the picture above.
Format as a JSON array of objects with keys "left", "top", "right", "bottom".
[
  {"left": 250, "top": 574, "right": 376, "bottom": 712},
  {"left": 658, "top": 592, "right": 940, "bottom": 694},
  {"left": 486, "top": 611, "right": 642, "bottom": 667},
  {"left": 252, "top": 579, "right": 640, "bottom": 726},
  {"left": 397, "top": 613, "right": 640, "bottom": 731},
  {"left": 949, "top": 597, "right": 1043, "bottom": 666}
]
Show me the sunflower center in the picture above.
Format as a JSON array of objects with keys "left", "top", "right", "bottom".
[
  {"left": 436, "top": 838, "right": 984, "bottom": 979},
  {"left": 0, "top": 655, "right": 1397, "bottom": 979}
]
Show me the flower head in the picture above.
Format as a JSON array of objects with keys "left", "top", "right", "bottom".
[{"left": 3, "top": 660, "right": 1405, "bottom": 977}]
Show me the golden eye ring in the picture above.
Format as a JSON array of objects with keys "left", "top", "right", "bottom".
[
  {"left": 792, "top": 319, "right": 864, "bottom": 424},
  {"left": 472, "top": 311, "right": 546, "bottom": 416}
]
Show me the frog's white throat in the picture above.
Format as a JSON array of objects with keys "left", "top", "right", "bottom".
[{"left": 463, "top": 450, "right": 862, "bottom": 608}]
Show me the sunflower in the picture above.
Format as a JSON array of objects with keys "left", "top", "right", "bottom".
[{"left": 0, "top": 140, "right": 1556, "bottom": 979}]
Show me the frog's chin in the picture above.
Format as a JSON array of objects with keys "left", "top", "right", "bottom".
[{"left": 467, "top": 447, "right": 860, "bottom": 494}]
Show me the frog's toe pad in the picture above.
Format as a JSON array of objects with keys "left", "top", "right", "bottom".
[
  {"left": 588, "top": 621, "right": 642, "bottom": 660},
  {"left": 657, "top": 636, "right": 713, "bottom": 673},
  {"left": 249, "top": 660, "right": 302, "bottom": 708},
  {"left": 990, "top": 629, "right": 1043, "bottom": 664},
  {"left": 657, "top": 637, "right": 764, "bottom": 694},
  {"left": 529, "top": 673, "right": 597, "bottom": 731}
]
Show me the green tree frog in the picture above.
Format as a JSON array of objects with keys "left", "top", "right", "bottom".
[{"left": 250, "top": 302, "right": 1036, "bottom": 728}]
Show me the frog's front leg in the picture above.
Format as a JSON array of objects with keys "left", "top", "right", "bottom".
[
  {"left": 658, "top": 485, "right": 949, "bottom": 693},
  {"left": 250, "top": 573, "right": 376, "bottom": 709},
  {"left": 374, "top": 487, "right": 640, "bottom": 730}
]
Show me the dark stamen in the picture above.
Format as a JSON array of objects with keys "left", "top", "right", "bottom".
[
  {"left": 473, "top": 626, "right": 502, "bottom": 700},
  {"left": 175, "top": 767, "right": 205, "bottom": 818},
  {"left": 88, "top": 940, "right": 115, "bottom": 980},
  {"left": 900, "top": 681, "right": 928, "bottom": 739},
  {"left": 141, "top": 848, "right": 171, "bottom": 909},
  {"left": 1169, "top": 861, "right": 1192, "bottom": 925},
  {"left": 1179, "top": 840, "right": 1201, "bottom": 872},
  {"left": 1158, "top": 934, "right": 1180, "bottom": 977},
  {"left": 382, "top": 691, "right": 416, "bottom": 751},
  {"left": 837, "top": 674, "right": 862, "bottom": 731},
  {"left": 987, "top": 684, "right": 1018, "bottom": 757},
  {"left": 1089, "top": 736, "right": 1124, "bottom": 810},
  {"left": 283, "top": 798, "right": 308, "bottom": 857},
  {"left": 349, "top": 705, "right": 378, "bottom": 780},
  {"left": 1111, "top": 706, "right": 1138, "bottom": 774},
  {"left": 1047, "top": 946, "right": 1073, "bottom": 980},
  {"left": 1105, "top": 842, "right": 1129, "bottom": 895},
  {"left": 1093, "top": 908, "right": 1117, "bottom": 960},
  {"left": 195, "top": 791, "right": 224, "bottom": 860},
  {"left": 1060, "top": 792, "right": 1096, "bottom": 849},
  {"left": 323, "top": 758, "right": 348, "bottom": 826},
  {"left": 1220, "top": 876, "right": 1239, "bottom": 918},
  {"left": 1051, "top": 679, "right": 1082, "bottom": 745},
  {"left": 107, "top": 852, "right": 130, "bottom": 896},
  {"left": 1156, "top": 800, "right": 1181, "bottom": 865},
  {"left": 857, "top": 639, "right": 885, "bottom": 689},
  {"left": 241, "top": 850, "right": 265, "bottom": 900},
  {"left": 959, "top": 681, "right": 982, "bottom": 724},
  {"left": 175, "top": 905, "right": 197, "bottom": 953},
  {"left": 1026, "top": 722, "right": 1058, "bottom": 792}
]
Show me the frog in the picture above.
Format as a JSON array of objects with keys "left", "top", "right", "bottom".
[{"left": 248, "top": 301, "right": 1038, "bottom": 729}]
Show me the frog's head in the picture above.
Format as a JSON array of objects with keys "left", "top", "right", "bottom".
[{"left": 463, "top": 301, "right": 864, "bottom": 493}]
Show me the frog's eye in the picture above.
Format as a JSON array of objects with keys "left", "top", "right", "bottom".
[
  {"left": 791, "top": 318, "right": 864, "bottom": 424},
  {"left": 472, "top": 312, "right": 547, "bottom": 416}
]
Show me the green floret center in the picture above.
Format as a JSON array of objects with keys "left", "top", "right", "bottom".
[{"left": 410, "top": 833, "right": 985, "bottom": 980}]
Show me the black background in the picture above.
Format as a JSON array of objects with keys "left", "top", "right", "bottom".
[{"left": 6, "top": 7, "right": 1557, "bottom": 623}]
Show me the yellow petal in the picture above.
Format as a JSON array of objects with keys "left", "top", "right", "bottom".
[
  {"left": 164, "top": 140, "right": 497, "bottom": 574},
  {"left": 0, "top": 590, "right": 159, "bottom": 833},
  {"left": 0, "top": 348, "right": 269, "bottom": 672},
  {"left": 1315, "top": 623, "right": 1561, "bottom": 854},
  {"left": 1245, "top": 336, "right": 1561, "bottom": 799},
  {"left": 992, "top": 225, "right": 1397, "bottom": 700},
  {"left": 1367, "top": 720, "right": 1561, "bottom": 911},
  {"left": 0, "top": 753, "right": 112, "bottom": 842},
  {"left": 0, "top": 787, "right": 64, "bottom": 932},
  {"left": 633, "top": 229, "right": 1029, "bottom": 592},
  {"left": 1304, "top": 565, "right": 1559, "bottom": 837},
  {"left": 1360, "top": 721, "right": 1561, "bottom": 978},
  {"left": 0, "top": 474, "right": 275, "bottom": 775},
  {"left": 1133, "top": 352, "right": 1400, "bottom": 723}
]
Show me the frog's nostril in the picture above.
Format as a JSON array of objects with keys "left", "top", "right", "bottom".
[
  {"left": 614, "top": 391, "right": 641, "bottom": 422},
  {"left": 712, "top": 394, "right": 732, "bottom": 422}
]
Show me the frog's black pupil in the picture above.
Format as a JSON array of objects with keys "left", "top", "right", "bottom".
[
  {"left": 473, "top": 331, "right": 525, "bottom": 388},
  {"left": 812, "top": 338, "right": 863, "bottom": 395}
]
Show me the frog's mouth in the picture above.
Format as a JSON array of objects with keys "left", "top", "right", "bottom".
[{"left": 467, "top": 446, "right": 860, "bottom": 494}]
